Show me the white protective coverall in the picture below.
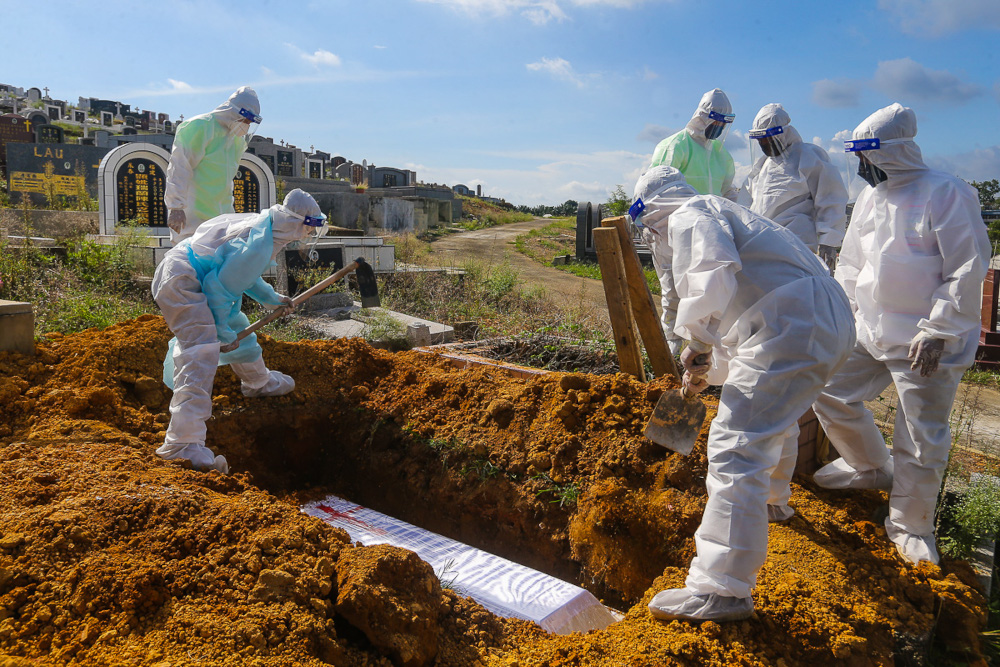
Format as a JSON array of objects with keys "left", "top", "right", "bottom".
[
  {"left": 164, "top": 87, "right": 261, "bottom": 242},
  {"left": 743, "top": 104, "right": 848, "bottom": 260},
  {"left": 811, "top": 104, "right": 990, "bottom": 565},
  {"left": 649, "top": 89, "right": 738, "bottom": 200},
  {"left": 634, "top": 166, "right": 686, "bottom": 355},
  {"left": 645, "top": 169, "right": 855, "bottom": 623},
  {"left": 151, "top": 189, "right": 323, "bottom": 472}
]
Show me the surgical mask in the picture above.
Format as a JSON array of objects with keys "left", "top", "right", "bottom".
[
  {"left": 704, "top": 110, "right": 735, "bottom": 142},
  {"left": 856, "top": 156, "right": 887, "bottom": 188}
]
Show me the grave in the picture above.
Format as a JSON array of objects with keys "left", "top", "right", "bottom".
[
  {"left": 34, "top": 124, "right": 63, "bottom": 144},
  {"left": 45, "top": 104, "right": 61, "bottom": 121},
  {"left": 5, "top": 143, "right": 106, "bottom": 206},
  {"left": 101, "top": 111, "right": 113, "bottom": 127},
  {"left": 0, "top": 300, "right": 34, "bottom": 356},
  {"left": 72, "top": 110, "right": 86, "bottom": 124}
]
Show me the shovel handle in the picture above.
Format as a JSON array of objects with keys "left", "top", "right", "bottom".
[{"left": 223, "top": 258, "right": 366, "bottom": 350}]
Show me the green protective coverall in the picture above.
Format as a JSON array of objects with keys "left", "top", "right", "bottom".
[{"left": 164, "top": 87, "right": 260, "bottom": 241}]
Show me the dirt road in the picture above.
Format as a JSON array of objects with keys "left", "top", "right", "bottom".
[{"left": 425, "top": 218, "right": 609, "bottom": 313}]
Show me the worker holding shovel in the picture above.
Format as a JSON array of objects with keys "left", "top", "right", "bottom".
[
  {"left": 636, "top": 168, "right": 855, "bottom": 623},
  {"left": 151, "top": 189, "right": 327, "bottom": 473}
]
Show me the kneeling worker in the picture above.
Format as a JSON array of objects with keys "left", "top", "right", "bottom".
[
  {"left": 635, "top": 167, "right": 855, "bottom": 623},
  {"left": 152, "top": 189, "right": 327, "bottom": 472}
]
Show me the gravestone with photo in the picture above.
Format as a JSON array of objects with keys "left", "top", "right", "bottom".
[
  {"left": 276, "top": 149, "right": 294, "bottom": 177},
  {"left": 46, "top": 105, "right": 60, "bottom": 121},
  {"left": 101, "top": 111, "right": 113, "bottom": 127},
  {"left": 73, "top": 110, "right": 86, "bottom": 123}
]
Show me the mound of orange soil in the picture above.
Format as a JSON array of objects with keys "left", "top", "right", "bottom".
[{"left": 0, "top": 317, "right": 988, "bottom": 666}]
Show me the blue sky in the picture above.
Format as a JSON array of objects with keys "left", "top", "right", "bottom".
[{"left": 3, "top": 0, "right": 999, "bottom": 205}]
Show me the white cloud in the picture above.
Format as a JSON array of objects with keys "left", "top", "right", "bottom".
[
  {"left": 812, "top": 78, "right": 862, "bottom": 108},
  {"left": 374, "top": 45, "right": 388, "bottom": 50},
  {"left": 872, "top": 58, "right": 982, "bottom": 105},
  {"left": 415, "top": 0, "right": 656, "bottom": 24},
  {"left": 120, "top": 79, "right": 236, "bottom": 98},
  {"left": 526, "top": 57, "right": 585, "bottom": 87},
  {"left": 301, "top": 49, "right": 342, "bottom": 67},
  {"left": 641, "top": 66, "right": 658, "bottom": 81},
  {"left": 166, "top": 79, "right": 194, "bottom": 93},
  {"left": 878, "top": 0, "right": 1000, "bottom": 37},
  {"left": 926, "top": 145, "right": 1000, "bottom": 182},
  {"left": 405, "top": 148, "right": 648, "bottom": 206}
]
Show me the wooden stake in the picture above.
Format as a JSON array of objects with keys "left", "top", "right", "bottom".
[
  {"left": 602, "top": 216, "right": 681, "bottom": 380},
  {"left": 593, "top": 227, "right": 646, "bottom": 380}
]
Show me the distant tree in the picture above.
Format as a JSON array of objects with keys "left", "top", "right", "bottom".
[
  {"left": 606, "top": 185, "right": 629, "bottom": 217},
  {"left": 971, "top": 179, "right": 1000, "bottom": 209}
]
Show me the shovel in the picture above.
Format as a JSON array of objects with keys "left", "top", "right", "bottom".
[
  {"left": 643, "top": 354, "right": 709, "bottom": 455},
  {"left": 221, "top": 257, "right": 380, "bottom": 352}
]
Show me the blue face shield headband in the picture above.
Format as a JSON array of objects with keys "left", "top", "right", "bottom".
[
  {"left": 239, "top": 107, "right": 263, "bottom": 124},
  {"left": 748, "top": 126, "right": 783, "bottom": 139},
  {"left": 844, "top": 138, "right": 880, "bottom": 152},
  {"left": 628, "top": 198, "right": 646, "bottom": 225},
  {"left": 303, "top": 214, "right": 327, "bottom": 227},
  {"left": 708, "top": 110, "right": 736, "bottom": 124}
]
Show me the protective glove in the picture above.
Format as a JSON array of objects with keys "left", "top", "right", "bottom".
[
  {"left": 271, "top": 295, "right": 295, "bottom": 319},
  {"left": 680, "top": 346, "right": 712, "bottom": 375},
  {"left": 167, "top": 209, "right": 186, "bottom": 233},
  {"left": 907, "top": 333, "right": 944, "bottom": 377},
  {"left": 682, "top": 370, "right": 709, "bottom": 396},
  {"left": 817, "top": 245, "right": 837, "bottom": 273}
]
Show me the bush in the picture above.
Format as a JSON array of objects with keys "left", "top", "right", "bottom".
[{"left": 938, "top": 475, "right": 1000, "bottom": 560}]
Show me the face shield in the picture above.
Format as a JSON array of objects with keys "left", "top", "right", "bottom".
[
  {"left": 749, "top": 125, "right": 785, "bottom": 161},
  {"left": 704, "top": 110, "right": 735, "bottom": 142},
  {"left": 845, "top": 138, "right": 888, "bottom": 190},
  {"left": 303, "top": 212, "right": 329, "bottom": 262},
  {"left": 238, "top": 107, "right": 263, "bottom": 142}
]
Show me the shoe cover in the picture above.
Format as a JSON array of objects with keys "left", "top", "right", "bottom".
[
  {"left": 767, "top": 504, "right": 794, "bottom": 523},
  {"left": 156, "top": 443, "right": 229, "bottom": 473},
  {"left": 885, "top": 518, "right": 939, "bottom": 565},
  {"left": 814, "top": 456, "right": 893, "bottom": 490},
  {"left": 648, "top": 588, "right": 753, "bottom": 623},
  {"left": 242, "top": 371, "right": 295, "bottom": 397}
]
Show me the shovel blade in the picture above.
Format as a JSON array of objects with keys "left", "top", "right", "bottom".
[
  {"left": 353, "top": 257, "right": 381, "bottom": 308},
  {"left": 643, "top": 389, "right": 707, "bottom": 455}
]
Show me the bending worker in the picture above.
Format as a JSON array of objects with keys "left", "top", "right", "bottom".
[
  {"left": 152, "top": 189, "right": 327, "bottom": 473},
  {"left": 811, "top": 104, "right": 990, "bottom": 565},
  {"left": 646, "top": 89, "right": 737, "bottom": 353},
  {"left": 637, "top": 167, "right": 855, "bottom": 623},
  {"left": 164, "top": 86, "right": 262, "bottom": 242},
  {"left": 742, "top": 103, "right": 848, "bottom": 272}
]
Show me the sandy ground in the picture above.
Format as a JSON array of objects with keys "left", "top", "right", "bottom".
[{"left": 423, "top": 219, "right": 610, "bottom": 314}]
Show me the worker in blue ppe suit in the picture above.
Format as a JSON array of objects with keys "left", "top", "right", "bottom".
[
  {"left": 811, "top": 104, "right": 990, "bottom": 565},
  {"left": 649, "top": 89, "right": 737, "bottom": 200},
  {"left": 639, "top": 168, "right": 855, "bottom": 623},
  {"left": 164, "top": 86, "right": 262, "bottom": 242},
  {"left": 151, "top": 189, "right": 326, "bottom": 472},
  {"left": 742, "top": 103, "right": 848, "bottom": 272}
]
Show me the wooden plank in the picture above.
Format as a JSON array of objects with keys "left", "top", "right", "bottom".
[
  {"left": 602, "top": 215, "right": 681, "bottom": 381},
  {"left": 593, "top": 227, "right": 646, "bottom": 380}
]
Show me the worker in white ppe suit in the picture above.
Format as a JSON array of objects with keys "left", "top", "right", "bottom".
[
  {"left": 164, "top": 86, "right": 262, "bottom": 242},
  {"left": 742, "top": 103, "right": 848, "bottom": 272},
  {"left": 649, "top": 89, "right": 738, "bottom": 200},
  {"left": 642, "top": 168, "right": 855, "bottom": 623},
  {"left": 152, "top": 189, "right": 327, "bottom": 473},
  {"left": 811, "top": 104, "right": 990, "bottom": 566}
]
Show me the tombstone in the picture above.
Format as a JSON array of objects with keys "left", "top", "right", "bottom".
[
  {"left": 35, "top": 124, "right": 64, "bottom": 144},
  {"left": 307, "top": 159, "right": 323, "bottom": 179},
  {"left": 351, "top": 164, "right": 364, "bottom": 185},
  {"left": 139, "top": 117, "right": 149, "bottom": 131},
  {"left": 73, "top": 110, "right": 86, "bottom": 124},
  {"left": 0, "top": 114, "right": 33, "bottom": 165},
  {"left": 233, "top": 153, "right": 276, "bottom": 215},
  {"left": 164, "top": 120, "right": 173, "bottom": 133},
  {"left": 101, "top": 111, "right": 113, "bottom": 127},
  {"left": 276, "top": 149, "right": 294, "bottom": 177},
  {"left": 157, "top": 112, "right": 169, "bottom": 124},
  {"left": 27, "top": 112, "right": 48, "bottom": 130},
  {"left": 332, "top": 156, "right": 346, "bottom": 169},
  {"left": 97, "top": 143, "right": 171, "bottom": 234},
  {"left": 258, "top": 153, "right": 275, "bottom": 174},
  {"left": 5, "top": 143, "right": 108, "bottom": 206},
  {"left": 123, "top": 127, "right": 137, "bottom": 136},
  {"left": 46, "top": 105, "right": 61, "bottom": 121},
  {"left": 124, "top": 116, "right": 135, "bottom": 128},
  {"left": 26, "top": 88, "right": 41, "bottom": 103}
]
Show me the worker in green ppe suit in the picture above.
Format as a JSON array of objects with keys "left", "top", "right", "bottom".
[
  {"left": 650, "top": 89, "right": 737, "bottom": 199},
  {"left": 164, "top": 87, "right": 262, "bottom": 242}
]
